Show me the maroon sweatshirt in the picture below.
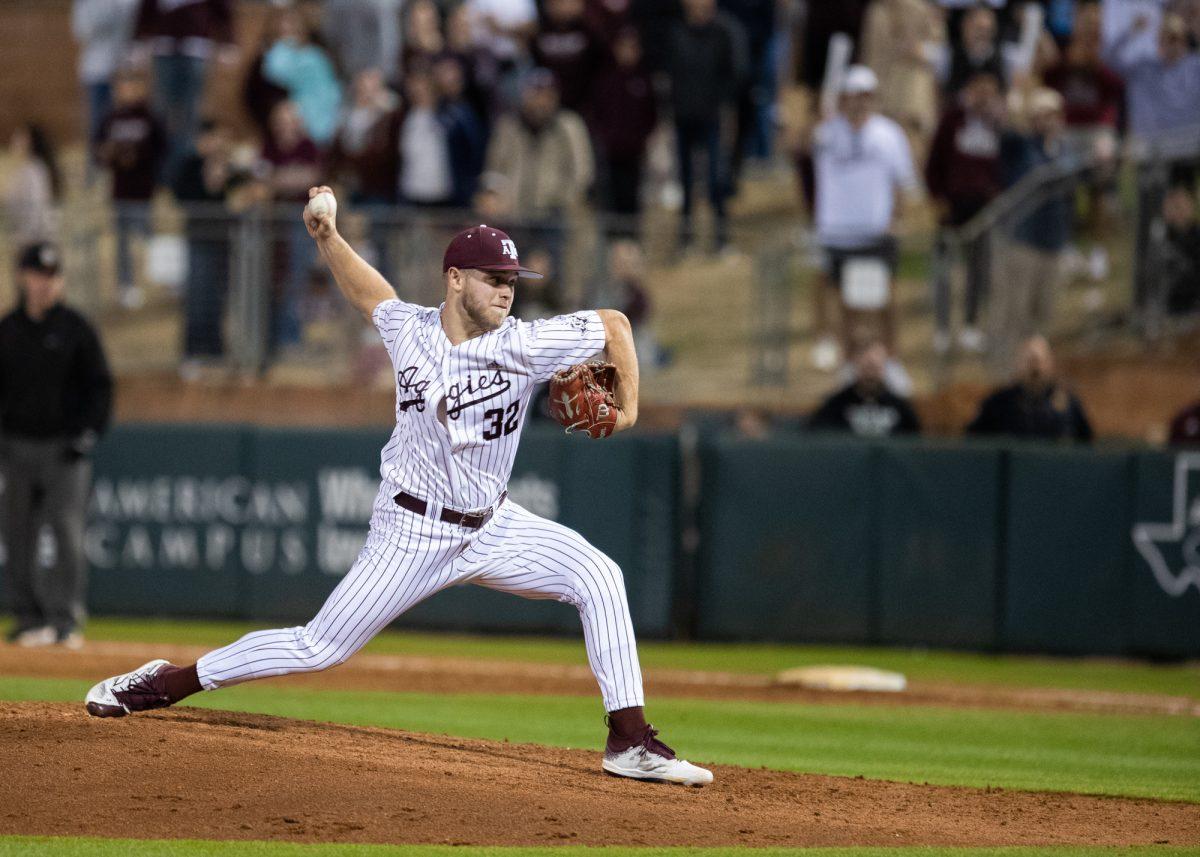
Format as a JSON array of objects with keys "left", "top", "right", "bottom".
[
  {"left": 587, "top": 63, "right": 658, "bottom": 160},
  {"left": 531, "top": 19, "right": 607, "bottom": 113},
  {"left": 1042, "top": 61, "right": 1124, "bottom": 129},
  {"left": 330, "top": 109, "right": 403, "bottom": 204},
  {"left": 925, "top": 106, "right": 1002, "bottom": 225},
  {"left": 97, "top": 103, "right": 167, "bottom": 201},
  {"left": 135, "top": 0, "right": 233, "bottom": 56}
]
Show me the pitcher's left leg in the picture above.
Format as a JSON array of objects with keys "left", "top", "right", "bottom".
[{"left": 466, "top": 501, "right": 712, "bottom": 785}]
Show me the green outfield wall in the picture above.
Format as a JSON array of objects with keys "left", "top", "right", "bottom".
[
  {"left": 0, "top": 425, "right": 1197, "bottom": 656},
  {"left": 695, "top": 435, "right": 1200, "bottom": 657},
  {"left": 0, "top": 424, "right": 675, "bottom": 638}
]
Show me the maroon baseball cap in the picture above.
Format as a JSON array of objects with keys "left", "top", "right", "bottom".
[{"left": 442, "top": 225, "right": 543, "bottom": 279}]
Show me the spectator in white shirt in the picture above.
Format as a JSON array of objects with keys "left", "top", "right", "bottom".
[
  {"left": 465, "top": 0, "right": 538, "bottom": 63},
  {"left": 2, "top": 125, "right": 61, "bottom": 248},
  {"left": 810, "top": 65, "right": 919, "bottom": 369}
]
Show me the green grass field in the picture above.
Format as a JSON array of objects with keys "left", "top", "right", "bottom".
[{"left": 5, "top": 618, "right": 1200, "bottom": 856}]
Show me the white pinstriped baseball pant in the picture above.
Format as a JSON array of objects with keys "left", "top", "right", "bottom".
[{"left": 195, "top": 500, "right": 645, "bottom": 712}]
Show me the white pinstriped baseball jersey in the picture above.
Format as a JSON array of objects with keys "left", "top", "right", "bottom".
[
  {"left": 195, "top": 295, "right": 646, "bottom": 713},
  {"left": 369, "top": 298, "right": 606, "bottom": 523}
]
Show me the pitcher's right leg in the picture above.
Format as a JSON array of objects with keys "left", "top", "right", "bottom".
[{"left": 86, "top": 522, "right": 463, "bottom": 717}]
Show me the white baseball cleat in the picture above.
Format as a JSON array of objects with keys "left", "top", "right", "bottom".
[
  {"left": 602, "top": 727, "right": 714, "bottom": 786},
  {"left": 12, "top": 626, "right": 57, "bottom": 648},
  {"left": 85, "top": 659, "right": 173, "bottom": 718}
]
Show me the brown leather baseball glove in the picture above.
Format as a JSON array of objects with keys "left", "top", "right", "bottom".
[{"left": 548, "top": 361, "right": 619, "bottom": 439}]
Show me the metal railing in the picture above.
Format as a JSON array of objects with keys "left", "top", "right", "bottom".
[
  {"left": 933, "top": 128, "right": 1200, "bottom": 372},
  {"left": 3, "top": 134, "right": 1195, "bottom": 393},
  {"left": 0, "top": 200, "right": 639, "bottom": 379}
]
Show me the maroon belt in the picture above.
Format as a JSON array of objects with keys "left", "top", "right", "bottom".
[{"left": 393, "top": 490, "right": 506, "bottom": 529}]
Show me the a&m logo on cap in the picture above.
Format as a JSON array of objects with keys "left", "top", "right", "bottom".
[{"left": 500, "top": 239, "right": 518, "bottom": 261}]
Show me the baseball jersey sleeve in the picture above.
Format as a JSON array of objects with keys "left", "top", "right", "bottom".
[
  {"left": 518, "top": 310, "right": 607, "bottom": 382},
  {"left": 372, "top": 298, "right": 422, "bottom": 360}
]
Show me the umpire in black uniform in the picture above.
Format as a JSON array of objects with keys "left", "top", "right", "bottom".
[{"left": 1, "top": 243, "right": 113, "bottom": 648}]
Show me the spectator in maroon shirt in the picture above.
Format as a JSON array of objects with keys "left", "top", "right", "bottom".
[
  {"left": 1043, "top": 15, "right": 1123, "bottom": 282},
  {"left": 133, "top": 0, "right": 235, "bottom": 184},
  {"left": 608, "top": 237, "right": 663, "bottom": 365},
  {"left": 1043, "top": 32, "right": 1123, "bottom": 133},
  {"left": 96, "top": 66, "right": 167, "bottom": 309},
  {"left": 926, "top": 69, "right": 1004, "bottom": 352},
  {"left": 588, "top": 26, "right": 658, "bottom": 221},
  {"left": 926, "top": 71, "right": 1004, "bottom": 228},
  {"left": 261, "top": 101, "right": 322, "bottom": 350},
  {"left": 532, "top": 0, "right": 606, "bottom": 114},
  {"left": 263, "top": 102, "right": 322, "bottom": 202}
]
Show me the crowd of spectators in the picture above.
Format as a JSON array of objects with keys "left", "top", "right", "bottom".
[
  {"left": 49, "top": 0, "right": 790, "bottom": 363},
  {"left": 4, "top": 0, "right": 1198, "bottom": 398},
  {"left": 798, "top": 0, "right": 1200, "bottom": 372}
]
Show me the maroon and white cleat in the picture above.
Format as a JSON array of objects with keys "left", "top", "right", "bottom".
[
  {"left": 85, "top": 659, "right": 175, "bottom": 718},
  {"left": 602, "top": 725, "right": 713, "bottom": 786}
]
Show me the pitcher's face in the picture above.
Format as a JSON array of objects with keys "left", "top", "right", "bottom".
[{"left": 452, "top": 268, "right": 516, "bottom": 331}]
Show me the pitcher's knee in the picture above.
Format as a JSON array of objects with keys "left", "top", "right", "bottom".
[
  {"left": 598, "top": 556, "right": 628, "bottom": 595},
  {"left": 569, "top": 555, "right": 628, "bottom": 609},
  {"left": 295, "top": 624, "right": 358, "bottom": 671}
]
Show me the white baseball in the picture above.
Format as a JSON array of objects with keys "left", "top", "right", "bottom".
[{"left": 307, "top": 191, "right": 337, "bottom": 220}]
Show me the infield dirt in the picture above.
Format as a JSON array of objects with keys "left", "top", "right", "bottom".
[{"left": 4, "top": 701, "right": 1200, "bottom": 848}]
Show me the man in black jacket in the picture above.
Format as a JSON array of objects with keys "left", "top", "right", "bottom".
[
  {"left": 665, "top": 0, "right": 746, "bottom": 253},
  {"left": 809, "top": 342, "right": 921, "bottom": 437},
  {"left": 1, "top": 243, "right": 113, "bottom": 648},
  {"left": 967, "top": 335, "right": 1092, "bottom": 442}
]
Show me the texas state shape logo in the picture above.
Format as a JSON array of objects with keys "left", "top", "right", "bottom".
[{"left": 1132, "top": 453, "right": 1200, "bottom": 598}]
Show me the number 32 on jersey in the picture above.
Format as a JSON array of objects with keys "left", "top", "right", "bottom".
[{"left": 482, "top": 402, "right": 519, "bottom": 440}]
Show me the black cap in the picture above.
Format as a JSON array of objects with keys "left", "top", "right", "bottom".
[{"left": 18, "top": 242, "right": 62, "bottom": 276}]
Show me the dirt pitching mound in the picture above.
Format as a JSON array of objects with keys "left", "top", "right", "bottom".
[{"left": 4, "top": 702, "right": 1197, "bottom": 847}]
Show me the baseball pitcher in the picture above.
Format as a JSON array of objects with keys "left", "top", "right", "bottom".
[{"left": 84, "top": 187, "right": 713, "bottom": 787}]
